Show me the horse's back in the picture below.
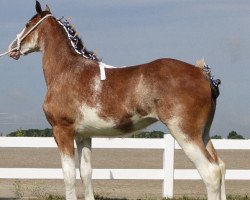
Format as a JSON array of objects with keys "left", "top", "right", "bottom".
[
  {"left": 103, "top": 57, "right": 214, "bottom": 119},
  {"left": 117, "top": 58, "right": 212, "bottom": 101},
  {"left": 105, "top": 58, "right": 207, "bottom": 85}
]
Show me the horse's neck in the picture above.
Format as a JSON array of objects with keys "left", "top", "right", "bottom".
[{"left": 41, "top": 20, "right": 85, "bottom": 86}]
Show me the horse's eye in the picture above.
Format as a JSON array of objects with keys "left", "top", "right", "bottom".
[{"left": 26, "top": 23, "right": 30, "bottom": 28}]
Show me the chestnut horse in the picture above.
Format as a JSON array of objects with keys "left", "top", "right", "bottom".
[{"left": 8, "top": 2, "right": 225, "bottom": 200}]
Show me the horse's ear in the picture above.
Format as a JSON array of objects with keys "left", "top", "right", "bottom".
[
  {"left": 36, "top": 1, "right": 42, "bottom": 15},
  {"left": 45, "top": 5, "right": 51, "bottom": 13}
]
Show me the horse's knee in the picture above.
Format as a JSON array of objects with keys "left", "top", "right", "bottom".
[
  {"left": 79, "top": 156, "right": 94, "bottom": 200},
  {"left": 77, "top": 139, "right": 92, "bottom": 180},
  {"left": 218, "top": 158, "right": 226, "bottom": 174},
  {"left": 80, "top": 164, "right": 92, "bottom": 179},
  {"left": 61, "top": 155, "right": 76, "bottom": 187}
]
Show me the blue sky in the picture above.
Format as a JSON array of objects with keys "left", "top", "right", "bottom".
[{"left": 0, "top": 0, "right": 250, "bottom": 138}]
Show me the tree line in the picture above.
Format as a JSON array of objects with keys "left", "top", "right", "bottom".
[
  {"left": 5, "top": 129, "right": 246, "bottom": 139},
  {"left": 7, "top": 128, "right": 52, "bottom": 137}
]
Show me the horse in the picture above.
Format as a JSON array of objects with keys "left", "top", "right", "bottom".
[{"left": 8, "top": 1, "right": 226, "bottom": 200}]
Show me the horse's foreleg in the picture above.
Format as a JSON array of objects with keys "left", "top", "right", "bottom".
[
  {"left": 76, "top": 137, "right": 94, "bottom": 200},
  {"left": 53, "top": 126, "right": 77, "bottom": 200}
]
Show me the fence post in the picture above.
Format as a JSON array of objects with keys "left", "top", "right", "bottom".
[{"left": 162, "top": 134, "right": 175, "bottom": 198}]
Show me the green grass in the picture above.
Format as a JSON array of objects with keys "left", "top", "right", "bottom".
[
  {"left": 91, "top": 194, "right": 250, "bottom": 200},
  {"left": 166, "top": 195, "right": 250, "bottom": 200},
  {"left": 43, "top": 194, "right": 249, "bottom": 200},
  {"left": 94, "top": 194, "right": 127, "bottom": 200},
  {"left": 226, "top": 194, "right": 250, "bottom": 200},
  {"left": 7, "top": 194, "right": 246, "bottom": 200},
  {"left": 95, "top": 194, "right": 250, "bottom": 200},
  {"left": 45, "top": 194, "right": 65, "bottom": 200}
]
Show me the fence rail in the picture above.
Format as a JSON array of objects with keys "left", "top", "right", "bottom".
[{"left": 0, "top": 135, "right": 249, "bottom": 198}]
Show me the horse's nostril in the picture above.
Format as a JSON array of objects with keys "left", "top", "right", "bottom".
[{"left": 9, "top": 50, "right": 21, "bottom": 60}]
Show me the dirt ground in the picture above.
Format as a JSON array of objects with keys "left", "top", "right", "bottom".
[{"left": 0, "top": 148, "right": 249, "bottom": 199}]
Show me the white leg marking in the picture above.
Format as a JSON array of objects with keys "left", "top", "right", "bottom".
[
  {"left": 206, "top": 139, "right": 226, "bottom": 200},
  {"left": 184, "top": 143, "right": 221, "bottom": 200},
  {"left": 219, "top": 158, "right": 226, "bottom": 200},
  {"left": 61, "top": 154, "right": 77, "bottom": 200},
  {"left": 168, "top": 117, "right": 221, "bottom": 200},
  {"left": 76, "top": 138, "right": 94, "bottom": 200}
]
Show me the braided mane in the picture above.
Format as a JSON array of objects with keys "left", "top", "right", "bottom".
[{"left": 57, "top": 17, "right": 99, "bottom": 61}]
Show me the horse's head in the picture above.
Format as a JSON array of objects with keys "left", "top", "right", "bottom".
[{"left": 9, "top": 1, "right": 52, "bottom": 60}]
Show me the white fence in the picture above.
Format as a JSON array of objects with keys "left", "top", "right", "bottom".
[{"left": 0, "top": 135, "right": 250, "bottom": 198}]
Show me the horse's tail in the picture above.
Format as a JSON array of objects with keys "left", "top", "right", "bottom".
[{"left": 196, "top": 59, "right": 221, "bottom": 99}]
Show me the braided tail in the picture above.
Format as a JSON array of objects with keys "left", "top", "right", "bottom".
[{"left": 196, "top": 59, "right": 221, "bottom": 99}]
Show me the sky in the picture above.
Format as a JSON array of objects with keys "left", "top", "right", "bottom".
[{"left": 0, "top": 0, "right": 250, "bottom": 138}]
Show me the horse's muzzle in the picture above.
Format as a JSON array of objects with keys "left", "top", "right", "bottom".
[
  {"left": 9, "top": 50, "right": 21, "bottom": 60},
  {"left": 8, "top": 39, "right": 21, "bottom": 60}
]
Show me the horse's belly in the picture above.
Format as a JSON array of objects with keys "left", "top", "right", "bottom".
[
  {"left": 75, "top": 106, "right": 157, "bottom": 137},
  {"left": 77, "top": 126, "right": 130, "bottom": 137}
]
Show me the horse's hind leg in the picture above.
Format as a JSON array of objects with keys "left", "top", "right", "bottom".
[
  {"left": 166, "top": 117, "right": 221, "bottom": 200},
  {"left": 76, "top": 137, "right": 94, "bottom": 200},
  {"left": 53, "top": 126, "right": 77, "bottom": 200},
  {"left": 206, "top": 139, "right": 226, "bottom": 200}
]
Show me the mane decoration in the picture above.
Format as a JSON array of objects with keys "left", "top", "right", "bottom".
[{"left": 57, "top": 17, "right": 99, "bottom": 61}]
